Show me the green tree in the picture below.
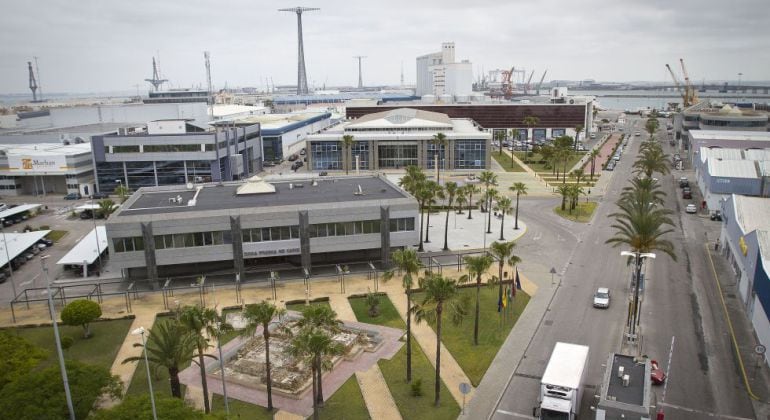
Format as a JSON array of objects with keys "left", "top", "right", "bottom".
[
  {"left": 414, "top": 182, "right": 431, "bottom": 252},
  {"left": 645, "top": 118, "right": 659, "bottom": 139},
  {"left": 288, "top": 328, "right": 344, "bottom": 420},
  {"left": 0, "top": 332, "right": 47, "bottom": 391},
  {"left": 340, "top": 134, "right": 355, "bottom": 175},
  {"left": 60, "top": 299, "right": 102, "bottom": 338},
  {"left": 423, "top": 181, "right": 444, "bottom": 245},
  {"left": 0, "top": 360, "right": 122, "bottom": 420},
  {"left": 574, "top": 124, "right": 584, "bottom": 151},
  {"left": 114, "top": 184, "right": 130, "bottom": 203},
  {"left": 570, "top": 169, "right": 586, "bottom": 186},
  {"left": 494, "top": 131, "right": 505, "bottom": 156},
  {"left": 509, "top": 182, "right": 528, "bottom": 230},
  {"left": 588, "top": 149, "right": 601, "bottom": 180},
  {"left": 92, "top": 394, "right": 206, "bottom": 420},
  {"left": 539, "top": 145, "right": 555, "bottom": 172},
  {"left": 461, "top": 254, "right": 494, "bottom": 345},
  {"left": 123, "top": 319, "right": 196, "bottom": 398},
  {"left": 411, "top": 274, "right": 468, "bottom": 407},
  {"left": 98, "top": 199, "right": 118, "bottom": 219},
  {"left": 455, "top": 186, "right": 468, "bottom": 214},
  {"left": 633, "top": 147, "right": 671, "bottom": 178},
  {"left": 178, "top": 305, "right": 219, "bottom": 414},
  {"left": 382, "top": 248, "right": 421, "bottom": 383},
  {"left": 366, "top": 292, "right": 381, "bottom": 317},
  {"left": 464, "top": 184, "right": 480, "bottom": 220},
  {"left": 522, "top": 116, "right": 540, "bottom": 161},
  {"left": 556, "top": 184, "right": 571, "bottom": 210},
  {"left": 479, "top": 170, "right": 498, "bottom": 233},
  {"left": 242, "top": 301, "right": 286, "bottom": 411},
  {"left": 495, "top": 196, "right": 513, "bottom": 241},
  {"left": 489, "top": 241, "right": 521, "bottom": 314},
  {"left": 442, "top": 181, "right": 459, "bottom": 251},
  {"left": 295, "top": 305, "right": 342, "bottom": 405},
  {"left": 429, "top": 132, "right": 449, "bottom": 183},
  {"left": 510, "top": 130, "right": 521, "bottom": 168},
  {"left": 399, "top": 165, "right": 426, "bottom": 196}
]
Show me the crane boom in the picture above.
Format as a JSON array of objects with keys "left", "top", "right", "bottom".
[
  {"left": 536, "top": 70, "right": 548, "bottom": 95},
  {"left": 524, "top": 70, "right": 535, "bottom": 95},
  {"left": 679, "top": 58, "right": 698, "bottom": 106},
  {"left": 665, "top": 64, "right": 687, "bottom": 104}
]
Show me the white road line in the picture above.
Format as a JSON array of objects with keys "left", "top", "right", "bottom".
[
  {"left": 494, "top": 409, "right": 532, "bottom": 419},
  {"left": 657, "top": 402, "right": 754, "bottom": 420},
  {"left": 19, "top": 273, "right": 40, "bottom": 287}
]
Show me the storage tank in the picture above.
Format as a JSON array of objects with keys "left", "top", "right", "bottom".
[{"left": 422, "top": 94, "right": 436, "bottom": 104}]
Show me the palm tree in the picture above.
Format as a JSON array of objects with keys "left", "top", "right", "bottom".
[
  {"left": 494, "top": 131, "right": 505, "bottom": 156},
  {"left": 484, "top": 187, "right": 499, "bottom": 234},
  {"left": 645, "top": 118, "right": 659, "bottom": 139},
  {"left": 382, "top": 248, "right": 421, "bottom": 382},
  {"left": 495, "top": 196, "right": 513, "bottom": 240},
  {"left": 295, "top": 305, "right": 342, "bottom": 405},
  {"left": 489, "top": 241, "right": 521, "bottom": 312},
  {"left": 114, "top": 184, "right": 130, "bottom": 203},
  {"left": 414, "top": 183, "right": 432, "bottom": 252},
  {"left": 588, "top": 149, "right": 601, "bottom": 180},
  {"left": 288, "top": 328, "right": 344, "bottom": 420},
  {"left": 465, "top": 183, "right": 480, "bottom": 220},
  {"left": 455, "top": 186, "right": 468, "bottom": 214},
  {"left": 509, "top": 182, "right": 527, "bottom": 230},
  {"left": 574, "top": 124, "right": 584, "bottom": 151},
  {"left": 178, "top": 305, "right": 218, "bottom": 414},
  {"left": 633, "top": 148, "right": 671, "bottom": 178},
  {"left": 242, "top": 302, "right": 286, "bottom": 411},
  {"left": 620, "top": 178, "right": 666, "bottom": 206},
  {"left": 122, "top": 319, "right": 195, "bottom": 398},
  {"left": 424, "top": 181, "right": 444, "bottom": 244},
  {"left": 411, "top": 274, "right": 468, "bottom": 407},
  {"left": 556, "top": 184, "right": 571, "bottom": 210},
  {"left": 98, "top": 199, "right": 117, "bottom": 219},
  {"left": 478, "top": 171, "right": 498, "bottom": 233},
  {"left": 461, "top": 254, "right": 494, "bottom": 345},
  {"left": 399, "top": 165, "right": 426, "bottom": 196},
  {"left": 539, "top": 145, "right": 555, "bottom": 173},
  {"left": 510, "top": 130, "right": 521, "bottom": 168},
  {"left": 442, "top": 182, "right": 459, "bottom": 251},
  {"left": 570, "top": 169, "right": 585, "bottom": 186},
  {"left": 430, "top": 132, "right": 448, "bottom": 183},
  {"left": 522, "top": 116, "right": 540, "bottom": 161},
  {"left": 568, "top": 184, "right": 584, "bottom": 212},
  {"left": 340, "top": 134, "right": 355, "bottom": 175}
]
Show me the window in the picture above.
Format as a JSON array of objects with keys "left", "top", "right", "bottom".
[
  {"left": 389, "top": 218, "right": 416, "bottom": 232},
  {"left": 454, "top": 140, "right": 486, "bottom": 169},
  {"left": 308, "top": 219, "right": 386, "bottom": 238},
  {"left": 145, "top": 144, "right": 203, "bottom": 153},
  {"left": 310, "top": 141, "right": 342, "bottom": 170},
  {"left": 378, "top": 144, "right": 418, "bottom": 169},
  {"left": 111, "top": 145, "right": 140, "bottom": 153},
  {"left": 153, "top": 231, "right": 229, "bottom": 249},
  {"left": 113, "top": 237, "right": 145, "bottom": 253},
  {"left": 241, "top": 225, "right": 300, "bottom": 243}
]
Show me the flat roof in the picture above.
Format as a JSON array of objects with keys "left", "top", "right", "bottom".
[
  {"left": 707, "top": 158, "right": 758, "bottom": 179},
  {"left": 605, "top": 354, "right": 646, "bottom": 406},
  {"left": 0, "top": 143, "right": 91, "bottom": 156},
  {"left": 690, "top": 130, "right": 770, "bottom": 142},
  {"left": 0, "top": 204, "right": 42, "bottom": 220},
  {"left": 57, "top": 227, "right": 108, "bottom": 266},
  {"left": 117, "top": 176, "right": 410, "bottom": 217},
  {"left": 0, "top": 230, "right": 50, "bottom": 268},
  {"left": 732, "top": 195, "right": 770, "bottom": 234},
  {"left": 541, "top": 342, "right": 589, "bottom": 389}
]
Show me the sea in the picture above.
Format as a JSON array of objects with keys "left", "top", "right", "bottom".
[{"left": 576, "top": 90, "right": 770, "bottom": 112}]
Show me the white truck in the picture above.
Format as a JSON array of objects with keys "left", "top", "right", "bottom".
[{"left": 534, "top": 342, "right": 590, "bottom": 420}]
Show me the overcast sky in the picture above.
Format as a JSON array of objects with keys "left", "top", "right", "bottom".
[{"left": 1, "top": 0, "right": 768, "bottom": 94}]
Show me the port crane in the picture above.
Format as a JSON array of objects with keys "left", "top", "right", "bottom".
[
  {"left": 536, "top": 70, "right": 548, "bottom": 95},
  {"left": 665, "top": 58, "right": 698, "bottom": 107},
  {"left": 523, "top": 70, "right": 535, "bottom": 95}
]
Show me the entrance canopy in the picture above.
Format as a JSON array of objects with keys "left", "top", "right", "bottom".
[
  {"left": 56, "top": 226, "right": 108, "bottom": 266},
  {"left": 0, "top": 230, "right": 50, "bottom": 267}
]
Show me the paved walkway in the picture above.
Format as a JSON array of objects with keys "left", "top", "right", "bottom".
[
  {"left": 105, "top": 312, "right": 157, "bottom": 405},
  {"left": 356, "top": 365, "right": 403, "bottom": 420},
  {"left": 328, "top": 294, "right": 358, "bottom": 322}
]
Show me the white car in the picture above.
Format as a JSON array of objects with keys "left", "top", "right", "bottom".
[
  {"left": 685, "top": 204, "right": 697, "bottom": 214},
  {"left": 635, "top": 131, "right": 641, "bottom": 136},
  {"left": 593, "top": 287, "right": 610, "bottom": 308}
]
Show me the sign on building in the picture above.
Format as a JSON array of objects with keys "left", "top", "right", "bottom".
[{"left": 7, "top": 155, "right": 68, "bottom": 174}]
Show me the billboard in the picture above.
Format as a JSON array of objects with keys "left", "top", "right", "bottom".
[{"left": 7, "top": 155, "right": 69, "bottom": 174}]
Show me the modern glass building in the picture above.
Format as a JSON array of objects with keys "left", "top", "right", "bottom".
[{"left": 306, "top": 108, "right": 491, "bottom": 172}]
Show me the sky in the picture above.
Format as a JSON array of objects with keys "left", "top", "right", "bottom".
[{"left": 1, "top": 0, "right": 768, "bottom": 94}]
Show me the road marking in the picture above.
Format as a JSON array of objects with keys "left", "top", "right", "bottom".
[
  {"left": 657, "top": 402, "right": 754, "bottom": 420},
  {"left": 19, "top": 273, "right": 40, "bottom": 287},
  {"left": 533, "top": 232, "right": 542, "bottom": 241},
  {"left": 494, "top": 409, "right": 532, "bottom": 419}
]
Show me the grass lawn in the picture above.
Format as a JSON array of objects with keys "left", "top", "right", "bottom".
[
  {"left": 286, "top": 299, "right": 331, "bottom": 312},
  {"left": 46, "top": 230, "right": 69, "bottom": 242},
  {"left": 210, "top": 394, "right": 273, "bottom": 419},
  {"left": 516, "top": 152, "right": 584, "bottom": 174},
  {"left": 554, "top": 201, "right": 598, "bottom": 223},
  {"left": 413, "top": 285, "right": 530, "bottom": 386},
  {"left": 491, "top": 153, "right": 525, "bottom": 172},
  {"left": 319, "top": 375, "right": 371, "bottom": 420},
  {"left": 6, "top": 317, "right": 133, "bottom": 369},
  {"left": 126, "top": 316, "right": 190, "bottom": 398},
  {"left": 349, "top": 293, "right": 461, "bottom": 419}
]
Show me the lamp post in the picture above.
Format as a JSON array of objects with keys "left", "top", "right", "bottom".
[
  {"left": 86, "top": 200, "right": 102, "bottom": 270},
  {"left": 621, "top": 251, "right": 656, "bottom": 342},
  {"left": 132, "top": 326, "right": 158, "bottom": 420},
  {"left": 1, "top": 219, "right": 16, "bottom": 298},
  {"left": 42, "top": 255, "right": 76, "bottom": 420}
]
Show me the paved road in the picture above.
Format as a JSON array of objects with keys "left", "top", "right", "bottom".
[{"left": 491, "top": 116, "right": 755, "bottom": 419}]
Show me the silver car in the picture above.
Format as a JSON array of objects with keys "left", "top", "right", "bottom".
[{"left": 593, "top": 287, "right": 610, "bottom": 308}]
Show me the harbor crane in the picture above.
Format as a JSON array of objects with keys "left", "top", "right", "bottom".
[
  {"left": 665, "top": 59, "right": 698, "bottom": 107},
  {"left": 27, "top": 61, "right": 38, "bottom": 102},
  {"left": 536, "top": 70, "right": 548, "bottom": 95},
  {"left": 524, "top": 70, "right": 535, "bottom": 95}
]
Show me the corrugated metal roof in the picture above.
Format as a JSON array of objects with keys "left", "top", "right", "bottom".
[
  {"left": 707, "top": 158, "right": 758, "bottom": 178},
  {"left": 349, "top": 108, "right": 452, "bottom": 128},
  {"left": 757, "top": 230, "right": 770, "bottom": 273},
  {"left": 699, "top": 147, "right": 744, "bottom": 163},
  {"left": 733, "top": 195, "right": 770, "bottom": 234},
  {"left": 745, "top": 149, "right": 770, "bottom": 161},
  {"left": 690, "top": 130, "right": 770, "bottom": 142}
]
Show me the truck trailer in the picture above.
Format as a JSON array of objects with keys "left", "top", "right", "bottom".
[{"left": 534, "top": 342, "right": 590, "bottom": 420}]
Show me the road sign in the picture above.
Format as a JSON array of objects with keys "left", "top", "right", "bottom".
[
  {"left": 755, "top": 344, "right": 766, "bottom": 355},
  {"left": 459, "top": 382, "right": 471, "bottom": 395}
]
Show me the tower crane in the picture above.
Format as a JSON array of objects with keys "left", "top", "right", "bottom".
[
  {"left": 536, "top": 70, "right": 548, "bottom": 95},
  {"left": 524, "top": 70, "right": 535, "bottom": 95},
  {"left": 665, "top": 60, "right": 698, "bottom": 108},
  {"left": 679, "top": 58, "right": 698, "bottom": 106},
  {"left": 665, "top": 64, "right": 686, "bottom": 106}
]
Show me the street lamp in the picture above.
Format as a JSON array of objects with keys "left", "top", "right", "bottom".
[
  {"left": 621, "top": 251, "right": 656, "bottom": 342},
  {"left": 1, "top": 218, "right": 16, "bottom": 299},
  {"left": 132, "top": 326, "right": 158, "bottom": 420},
  {"left": 42, "top": 255, "right": 76, "bottom": 420}
]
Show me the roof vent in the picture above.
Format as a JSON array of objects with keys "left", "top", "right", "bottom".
[
  {"left": 617, "top": 366, "right": 624, "bottom": 378},
  {"left": 622, "top": 374, "right": 630, "bottom": 387},
  {"left": 289, "top": 183, "right": 294, "bottom": 190}
]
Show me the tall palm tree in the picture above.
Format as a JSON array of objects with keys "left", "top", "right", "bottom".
[
  {"left": 494, "top": 131, "right": 505, "bottom": 156},
  {"left": 242, "top": 301, "right": 286, "bottom": 411},
  {"left": 570, "top": 169, "right": 585, "bottom": 186},
  {"left": 423, "top": 181, "right": 443, "bottom": 244},
  {"left": 122, "top": 319, "right": 195, "bottom": 398},
  {"left": 478, "top": 171, "right": 498, "bottom": 233},
  {"left": 455, "top": 186, "right": 468, "bottom": 214},
  {"left": 510, "top": 130, "right": 521, "bottom": 169},
  {"left": 495, "top": 196, "right": 513, "bottom": 240},
  {"left": 414, "top": 183, "right": 432, "bottom": 252},
  {"left": 399, "top": 165, "right": 426, "bottom": 196},
  {"left": 556, "top": 184, "right": 571, "bottom": 210},
  {"left": 574, "top": 124, "right": 584, "bottom": 151},
  {"left": 621, "top": 178, "right": 666, "bottom": 206},
  {"left": 489, "top": 241, "right": 521, "bottom": 312},
  {"left": 509, "top": 182, "right": 527, "bottom": 230},
  {"left": 633, "top": 148, "right": 671, "bottom": 178},
  {"left": 295, "top": 305, "right": 342, "bottom": 405},
  {"left": 465, "top": 183, "right": 480, "bottom": 220},
  {"left": 178, "top": 305, "right": 218, "bottom": 414},
  {"left": 461, "top": 254, "right": 494, "bottom": 345},
  {"left": 340, "top": 134, "right": 355, "bottom": 175},
  {"left": 430, "top": 132, "right": 449, "bottom": 183},
  {"left": 645, "top": 118, "right": 659, "bottom": 139},
  {"left": 568, "top": 184, "right": 584, "bottom": 212},
  {"left": 589, "top": 149, "right": 601, "bottom": 180},
  {"left": 288, "top": 328, "right": 344, "bottom": 420},
  {"left": 442, "top": 182, "right": 459, "bottom": 251},
  {"left": 485, "top": 187, "right": 499, "bottom": 234},
  {"left": 522, "top": 116, "right": 540, "bottom": 161},
  {"left": 205, "top": 311, "right": 234, "bottom": 415},
  {"left": 411, "top": 274, "right": 468, "bottom": 407},
  {"left": 382, "top": 248, "right": 421, "bottom": 382}
]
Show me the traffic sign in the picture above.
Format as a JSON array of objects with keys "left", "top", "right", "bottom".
[
  {"left": 459, "top": 382, "right": 471, "bottom": 395},
  {"left": 755, "top": 344, "right": 766, "bottom": 355}
]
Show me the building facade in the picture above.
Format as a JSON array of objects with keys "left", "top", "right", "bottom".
[
  {"left": 233, "top": 112, "right": 332, "bottom": 162},
  {"left": 0, "top": 143, "right": 94, "bottom": 196},
  {"left": 694, "top": 147, "right": 770, "bottom": 209},
  {"left": 415, "top": 42, "right": 473, "bottom": 97},
  {"left": 106, "top": 175, "right": 418, "bottom": 282},
  {"left": 675, "top": 102, "right": 770, "bottom": 156},
  {"left": 307, "top": 108, "right": 491, "bottom": 172},
  {"left": 91, "top": 119, "right": 261, "bottom": 193}
]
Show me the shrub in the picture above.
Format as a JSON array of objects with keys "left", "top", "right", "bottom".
[
  {"left": 60, "top": 336, "right": 74, "bottom": 350},
  {"left": 411, "top": 378, "right": 423, "bottom": 397},
  {"left": 366, "top": 293, "right": 380, "bottom": 317},
  {"left": 61, "top": 300, "right": 102, "bottom": 338}
]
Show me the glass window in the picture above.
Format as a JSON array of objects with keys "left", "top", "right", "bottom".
[
  {"left": 114, "top": 238, "right": 125, "bottom": 253},
  {"left": 134, "top": 237, "right": 144, "bottom": 251},
  {"left": 310, "top": 141, "right": 342, "bottom": 170},
  {"left": 280, "top": 226, "right": 291, "bottom": 240},
  {"left": 112, "top": 145, "right": 140, "bottom": 153},
  {"left": 154, "top": 236, "right": 165, "bottom": 250},
  {"left": 270, "top": 227, "right": 281, "bottom": 241},
  {"left": 290, "top": 226, "right": 299, "bottom": 239},
  {"left": 377, "top": 144, "right": 418, "bottom": 169},
  {"left": 212, "top": 231, "right": 223, "bottom": 245},
  {"left": 262, "top": 227, "right": 272, "bottom": 241},
  {"left": 454, "top": 140, "right": 487, "bottom": 169},
  {"left": 334, "top": 223, "right": 345, "bottom": 237}
]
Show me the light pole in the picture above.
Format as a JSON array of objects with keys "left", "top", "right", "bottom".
[
  {"left": 42, "top": 255, "right": 76, "bottom": 420},
  {"left": 621, "top": 251, "right": 656, "bottom": 342},
  {"left": 132, "top": 326, "right": 158, "bottom": 420},
  {"left": 87, "top": 200, "right": 102, "bottom": 270},
  {"left": 1, "top": 219, "right": 16, "bottom": 299}
]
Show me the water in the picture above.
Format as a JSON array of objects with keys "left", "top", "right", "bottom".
[{"left": 578, "top": 90, "right": 770, "bottom": 111}]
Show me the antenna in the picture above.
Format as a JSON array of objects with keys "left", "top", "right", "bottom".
[
  {"left": 400, "top": 61, "right": 404, "bottom": 86},
  {"left": 27, "top": 61, "right": 38, "bottom": 102},
  {"left": 33, "top": 56, "right": 43, "bottom": 101},
  {"left": 278, "top": 6, "right": 320, "bottom": 95},
  {"left": 204, "top": 51, "right": 213, "bottom": 120},
  {"left": 144, "top": 57, "right": 168, "bottom": 91},
  {"left": 353, "top": 56, "right": 367, "bottom": 88}
]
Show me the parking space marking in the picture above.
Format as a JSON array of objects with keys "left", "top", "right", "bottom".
[
  {"left": 19, "top": 273, "right": 40, "bottom": 287},
  {"left": 657, "top": 402, "right": 753, "bottom": 420}
]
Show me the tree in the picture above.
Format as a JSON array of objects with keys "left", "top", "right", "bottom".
[
  {"left": 489, "top": 241, "right": 521, "bottom": 314},
  {"left": 588, "top": 149, "right": 601, "bottom": 180},
  {"left": 522, "top": 116, "right": 540, "bottom": 161},
  {"left": 645, "top": 118, "right": 659, "bottom": 139},
  {"left": 495, "top": 196, "right": 513, "bottom": 240},
  {"left": 178, "top": 305, "right": 219, "bottom": 414},
  {"left": 430, "top": 132, "right": 449, "bottom": 183},
  {"left": 479, "top": 171, "right": 498, "bottom": 233},
  {"left": 494, "top": 131, "right": 505, "bottom": 156},
  {"left": 573, "top": 124, "right": 584, "bottom": 151},
  {"left": 0, "top": 332, "right": 47, "bottom": 391},
  {"left": 399, "top": 165, "right": 426, "bottom": 196},
  {"left": 556, "top": 184, "right": 571, "bottom": 210},
  {"left": 509, "top": 182, "right": 528, "bottom": 230},
  {"left": 510, "top": 130, "right": 521, "bottom": 168},
  {"left": 242, "top": 301, "right": 286, "bottom": 411},
  {"left": 411, "top": 274, "right": 468, "bottom": 407},
  {"left": 633, "top": 147, "right": 671, "bottom": 178},
  {"left": 288, "top": 328, "right": 344, "bottom": 420},
  {"left": 567, "top": 184, "right": 584, "bottom": 212},
  {"left": 340, "top": 134, "right": 355, "bottom": 175},
  {"left": 442, "top": 181, "right": 459, "bottom": 251},
  {"left": 61, "top": 299, "right": 102, "bottom": 338},
  {"left": 92, "top": 394, "right": 206, "bottom": 420},
  {"left": 414, "top": 183, "right": 431, "bottom": 252},
  {"left": 464, "top": 184, "right": 480, "bottom": 220},
  {"left": 423, "top": 181, "right": 444, "bottom": 244},
  {"left": 461, "top": 254, "right": 494, "bottom": 345},
  {"left": 294, "top": 305, "right": 342, "bottom": 405},
  {"left": 382, "top": 248, "right": 422, "bottom": 383},
  {"left": 0, "top": 360, "right": 122, "bottom": 420},
  {"left": 98, "top": 199, "right": 118, "bottom": 219},
  {"left": 114, "top": 184, "right": 130, "bottom": 203},
  {"left": 570, "top": 169, "right": 585, "bottom": 186},
  {"left": 455, "top": 186, "right": 468, "bottom": 214},
  {"left": 123, "top": 319, "right": 196, "bottom": 398},
  {"left": 366, "top": 293, "right": 381, "bottom": 317},
  {"left": 539, "top": 145, "right": 555, "bottom": 172}
]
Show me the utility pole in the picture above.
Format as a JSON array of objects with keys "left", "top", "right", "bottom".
[
  {"left": 204, "top": 51, "right": 213, "bottom": 121},
  {"left": 278, "top": 7, "right": 319, "bottom": 95},
  {"left": 353, "top": 56, "right": 366, "bottom": 89},
  {"left": 33, "top": 56, "right": 43, "bottom": 101},
  {"left": 27, "top": 62, "right": 38, "bottom": 102}
]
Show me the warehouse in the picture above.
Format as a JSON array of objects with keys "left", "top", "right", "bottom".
[{"left": 0, "top": 143, "right": 94, "bottom": 196}]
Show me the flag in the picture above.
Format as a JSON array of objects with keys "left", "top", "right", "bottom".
[
  {"left": 515, "top": 268, "right": 522, "bottom": 295},
  {"left": 502, "top": 288, "right": 508, "bottom": 309},
  {"left": 497, "top": 293, "right": 503, "bottom": 313}
]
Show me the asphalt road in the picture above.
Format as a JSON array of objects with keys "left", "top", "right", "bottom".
[{"left": 491, "top": 116, "right": 755, "bottom": 419}]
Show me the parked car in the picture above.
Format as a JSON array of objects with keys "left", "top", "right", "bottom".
[
  {"left": 0, "top": 203, "right": 7, "bottom": 212},
  {"left": 679, "top": 177, "right": 689, "bottom": 188},
  {"left": 2, "top": 219, "right": 13, "bottom": 227},
  {"left": 91, "top": 192, "right": 109, "bottom": 199},
  {"left": 593, "top": 287, "right": 610, "bottom": 308},
  {"left": 605, "top": 162, "right": 615, "bottom": 171},
  {"left": 38, "top": 238, "right": 54, "bottom": 247},
  {"left": 590, "top": 133, "right": 597, "bottom": 139},
  {"left": 685, "top": 204, "right": 697, "bottom": 214},
  {"left": 64, "top": 192, "right": 82, "bottom": 200},
  {"left": 635, "top": 131, "right": 641, "bottom": 136},
  {"left": 0, "top": 271, "right": 6, "bottom": 283},
  {"left": 300, "top": 149, "right": 306, "bottom": 156},
  {"left": 710, "top": 210, "right": 723, "bottom": 221},
  {"left": 23, "top": 252, "right": 34, "bottom": 261},
  {"left": 319, "top": 171, "right": 329, "bottom": 176},
  {"left": 683, "top": 188, "right": 692, "bottom": 199}
]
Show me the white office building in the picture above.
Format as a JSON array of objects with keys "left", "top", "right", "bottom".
[{"left": 416, "top": 42, "right": 473, "bottom": 98}]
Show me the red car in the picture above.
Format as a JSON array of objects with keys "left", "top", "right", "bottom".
[{"left": 651, "top": 360, "right": 666, "bottom": 385}]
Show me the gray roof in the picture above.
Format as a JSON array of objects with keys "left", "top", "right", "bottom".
[
  {"left": 707, "top": 158, "right": 758, "bottom": 178},
  {"left": 606, "top": 354, "right": 646, "bottom": 406},
  {"left": 733, "top": 195, "right": 770, "bottom": 234}
]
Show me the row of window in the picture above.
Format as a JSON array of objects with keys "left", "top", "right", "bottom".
[
  {"left": 154, "top": 231, "right": 230, "bottom": 249},
  {"left": 110, "top": 142, "right": 233, "bottom": 154},
  {"left": 308, "top": 218, "right": 414, "bottom": 238},
  {"left": 114, "top": 236, "right": 145, "bottom": 253},
  {"left": 242, "top": 226, "right": 300, "bottom": 243}
]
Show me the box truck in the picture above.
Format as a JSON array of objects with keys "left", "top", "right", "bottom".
[{"left": 534, "top": 342, "right": 590, "bottom": 420}]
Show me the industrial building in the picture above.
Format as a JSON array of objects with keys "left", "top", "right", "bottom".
[
  {"left": 719, "top": 194, "right": 770, "bottom": 363},
  {"left": 228, "top": 111, "right": 332, "bottom": 162},
  {"left": 674, "top": 102, "right": 770, "bottom": 156},
  {"left": 105, "top": 175, "right": 418, "bottom": 282},
  {"left": 91, "top": 119, "right": 261, "bottom": 193},
  {"left": 416, "top": 42, "right": 473, "bottom": 97},
  {"left": 0, "top": 143, "right": 94, "bottom": 196},
  {"left": 306, "top": 108, "right": 491, "bottom": 172},
  {"left": 694, "top": 147, "right": 770, "bottom": 209}
]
